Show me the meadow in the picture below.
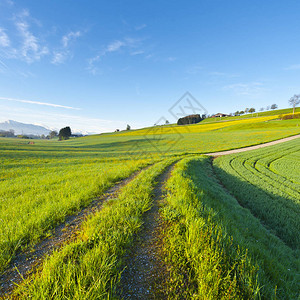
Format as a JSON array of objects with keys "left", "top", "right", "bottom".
[
  {"left": 0, "top": 110, "right": 299, "bottom": 299},
  {"left": 162, "top": 143, "right": 299, "bottom": 299}
]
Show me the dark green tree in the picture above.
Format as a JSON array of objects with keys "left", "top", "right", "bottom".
[
  {"left": 49, "top": 130, "right": 58, "bottom": 139},
  {"left": 58, "top": 127, "right": 71, "bottom": 140},
  {"left": 126, "top": 124, "right": 131, "bottom": 130},
  {"left": 271, "top": 104, "right": 278, "bottom": 110}
]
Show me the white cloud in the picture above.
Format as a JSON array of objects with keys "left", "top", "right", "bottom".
[
  {"left": 107, "top": 40, "right": 124, "bottom": 52},
  {"left": 0, "top": 97, "right": 80, "bottom": 110},
  {"left": 1, "top": 10, "right": 82, "bottom": 65},
  {"left": 16, "top": 21, "right": 48, "bottom": 61},
  {"left": 51, "top": 31, "right": 81, "bottom": 65},
  {"left": 62, "top": 31, "right": 81, "bottom": 48},
  {"left": 13, "top": 10, "right": 49, "bottom": 62},
  {"left": 51, "top": 51, "right": 68, "bottom": 64},
  {"left": 285, "top": 64, "right": 300, "bottom": 70},
  {"left": 87, "top": 55, "right": 101, "bottom": 74},
  {"left": 0, "top": 0, "right": 14, "bottom": 6},
  {"left": 0, "top": 28, "right": 10, "bottom": 47},
  {"left": 87, "top": 37, "right": 144, "bottom": 74},
  {"left": 130, "top": 50, "right": 144, "bottom": 56}
]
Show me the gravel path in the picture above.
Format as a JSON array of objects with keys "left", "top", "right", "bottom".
[
  {"left": 119, "top": 162, "right": 176, "bottom": 300},
  {"left": 206, "top": 134, "right": 300, "bottom": 156},
  {"left": 0, "top": 166, "right": 151, "bottom": 298}
]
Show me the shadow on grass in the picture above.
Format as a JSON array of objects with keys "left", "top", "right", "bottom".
[{"left": 211, "top": 163, "right": 300, "bottom": 250}]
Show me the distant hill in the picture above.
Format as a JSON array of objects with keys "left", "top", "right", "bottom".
[{"left": 0, "top": 120, "right": 50, "bottom": 136}]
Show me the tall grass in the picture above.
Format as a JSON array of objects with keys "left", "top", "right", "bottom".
[
  {"left": 162, "top": 157, "right": 299, "bottom": 299},
  {"left": 214, "top": 138, "right": 300, "bottom": 249},
  {"left": 13, "top": 159, "right": 176, "bottom": 299},
  {"left": 0, "top": 157, "right": 151, "bottom": 273}
]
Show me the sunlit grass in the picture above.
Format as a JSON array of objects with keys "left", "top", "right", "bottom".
[
  {"left": 162, "top": 156, "right": 299, "bottom": 299},
  {"left": 13, "top": 159, "right": 176, "bottom": 299},
  {"left": 0, "top": 114, "right": 299, "bottom": 298},
  {"left": 214, "top": 138, "right": 300, "bottom": 249}
]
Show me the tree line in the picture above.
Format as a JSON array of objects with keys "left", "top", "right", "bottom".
[{"left": 232, "top": 104, "right": 278, "bottom": 116}]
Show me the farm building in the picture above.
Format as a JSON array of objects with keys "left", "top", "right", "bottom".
[{"left": 211, "top": 113, "right": 230, "bottom": 118}]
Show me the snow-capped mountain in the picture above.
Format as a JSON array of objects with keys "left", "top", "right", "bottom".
[{"left": 0, "top": 120, "right": 50, "bottom": 136}]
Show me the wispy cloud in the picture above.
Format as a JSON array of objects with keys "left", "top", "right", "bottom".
[
  {"left": 1, "top": 8, "right": 82, "bottom": 66},
  {"left": 130, "top": 50, "right": 144, "bottom": 56},
  {"left": 87, "top": 37, "right": 143, "bottom": 74},
  {"left": 0, "top": 97, "right": 80, "bottom": 110},
  {"left": 51, "top": 30, "right": 81, "bottom": 65},
  {"left": 284, "top": 64, "right": 300, "bottom": 70},
  {"left": 62, "top": 31, "right": 81, "bottom": 48},
  {"left": 14, "top": 10, "right": 49, "bottom": 62},
  {"left": 87, "top": 55, "right": 101, "bottom": 75},
  {"left": 51, "top": 51, "right": 67, "bottom": 64},
  {"left": 4, "top": 0, "right": 14, "bottom": 6},
  {"left": 0, "top": 10, "right": 48, "bottom": 64},
  {"left": 0, "top": 28, "right": 10, "bottom": 47},
  {"left": 223, "top": 82, "right": 264, "bottom": 96},
  {"left": 107, "top": 40, "right": 124, "bottom": 52}
]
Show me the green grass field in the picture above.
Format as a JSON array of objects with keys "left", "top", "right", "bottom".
[
  {"left": 214, "top": 139, "right": 300, "bottom": 249},
  {"left": 0, "top": 112, "right": 299, "bottom": 299},
  {"left": 162, "top": 153, "right": 299, "bottom": 299},
  {"left": 201, "top": 106, "right": 300, "bottom": 123}
]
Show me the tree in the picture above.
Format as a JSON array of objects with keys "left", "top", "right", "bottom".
[
  {"left": 259, "top": 107, "right": 264, "bottom": 112},
  {"left": 49, "top": 130, "right": 58, "bottom": 139},
  {"left": 58, "top": 126, "right": 71, "bottom": 140},
  {"left": 177, "top": 114, "right": 202, "bottom": 125},
  {"left": 249, "top": 108, "right": 255, "bottom": 113},
  {"left": 234, "top": 111, "right": 240, "bottom": 116},
  {"left": 266, "top": 106, "right": 270, "bottom": 110},
  {"left": 165, "top": 120, "right": 169, "bottom": 125},
  {"left": 271, "top": 104, "right": 278, "bottom": 110},
  {"left": 126, "top": 124, "right": 131, "bottom": 130},
  {"left": 245, "top": 108, "right": 249, "bottom": 113},
  {"left": 239, "top": 111, "right": 245, "bottom": 115},
  {"left": 289, "top": 94, "right": 300, "bottom": 115}
]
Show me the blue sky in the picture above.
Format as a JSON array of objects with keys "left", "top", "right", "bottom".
[{"left": 0, "top": 0, "right": 300, "bottom": 133}]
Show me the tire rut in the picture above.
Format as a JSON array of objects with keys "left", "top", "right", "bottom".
[
  {"left": 119, "top": 162, "right": 177, "bottom": 300},
  {"left": 0, "top": 165, "right": 151, "bottom": 298}
]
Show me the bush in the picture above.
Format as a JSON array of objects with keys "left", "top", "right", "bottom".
[{"left": 281, "top": 113, "right": 300, "bottom": 120}]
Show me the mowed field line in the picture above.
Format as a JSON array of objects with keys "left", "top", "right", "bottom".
[
  {"left": 119, "top": 162, "right": 177, "bottom": 299},
  {"left": 206, "top": 133, "right": 300, "bottom": 156},
  {"left": 0, "top": 165, "right": 152, "bottom": 297}
]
